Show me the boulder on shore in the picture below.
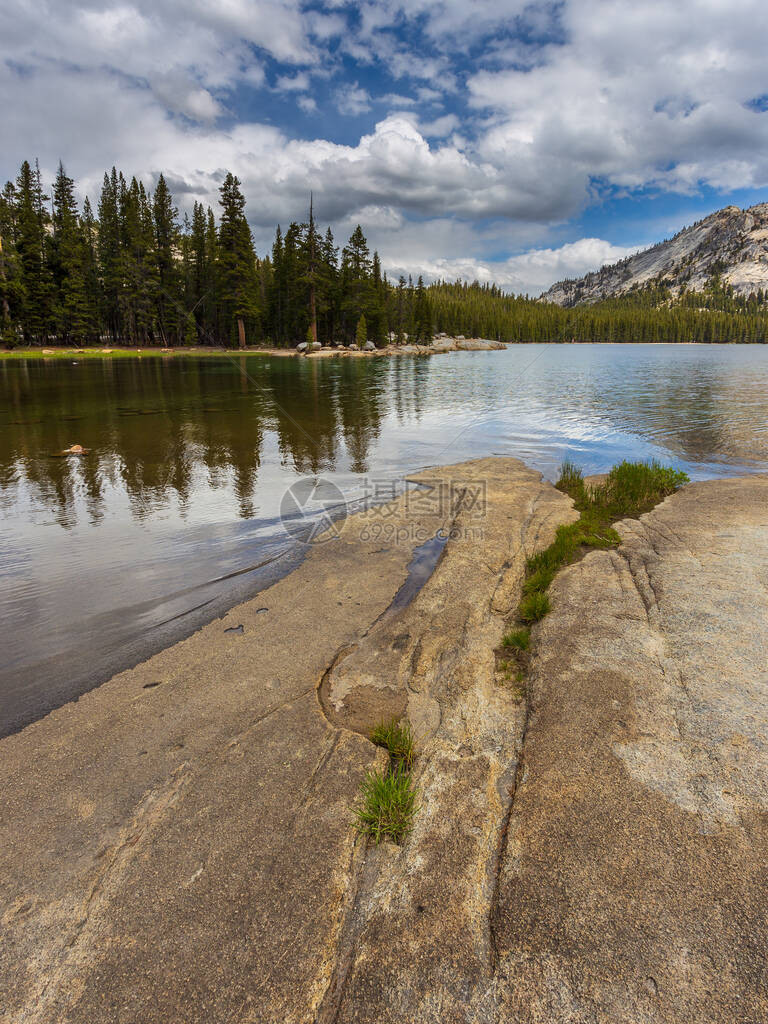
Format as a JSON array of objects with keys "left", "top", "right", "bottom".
[{"left": 457, "top": 337, "right": 505, "bottom": 350}]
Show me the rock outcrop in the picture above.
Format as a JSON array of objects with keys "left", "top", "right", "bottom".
[
  {"left": 305, "top": 337, "right": 506, "bottom": 357},
  {"left": 490, "top": 474, "right": 768, "bottom": 1023},
  {"left": 542, "top": 202, "right": 768, "bottom": 305},
  {"left": 0, "top": 458, "right": 570, "bottom": 1024},
  {"left": 2, "top": 466, "right": 767, "bottom": 1023}
]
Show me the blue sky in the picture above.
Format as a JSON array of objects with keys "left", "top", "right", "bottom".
[{"left": 2, "top": 0, "right": 768, "bottom": 293}]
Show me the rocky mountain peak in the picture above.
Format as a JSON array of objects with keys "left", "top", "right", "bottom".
[{"left": 541, "top": 201, "right": 768, "bottom": 306}]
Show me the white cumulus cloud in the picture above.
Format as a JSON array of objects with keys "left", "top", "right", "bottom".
[
  {"left": 383, "top": 239, "right": 639, "bottom": 296},
  {"left": 2, "top": 0, "right": 768, "bottom": 291}
]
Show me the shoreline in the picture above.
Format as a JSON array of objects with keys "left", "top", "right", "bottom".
[
  {"left": 0, "top": 451, "right": 761, "bottom": 739},
  {"left": 0, "top": 456, "right": 498, "bottom": 739},
  {"left": 0, "top": 337, "right": 506, "bottom": 360},
  {"left": 1, "top": 340, "right": 765, "bottom": 361},
  {"left": 2, "top": 459, "right": 767, "bottom": 1022}
]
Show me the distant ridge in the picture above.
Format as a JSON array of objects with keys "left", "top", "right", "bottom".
[{"left": 542, "top": 202, "right": 768, "bottom": 306}]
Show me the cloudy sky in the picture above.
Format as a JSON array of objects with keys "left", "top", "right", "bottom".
[{"left": 3, "top": 0, "right": 768, "bottom": 294}]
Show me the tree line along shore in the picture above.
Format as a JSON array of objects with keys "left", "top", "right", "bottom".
[{"left": 2, "top": 159, "right": 768, "bottom": 350}]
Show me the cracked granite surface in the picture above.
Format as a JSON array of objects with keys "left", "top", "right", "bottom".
[{"left": 2, "top": 467, "right": 767, "bottom": 1024}]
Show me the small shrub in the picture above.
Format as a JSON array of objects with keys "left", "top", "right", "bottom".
[
  {"left": 370, "top": 717, "right": 415, "bottom": 770},
  {"left": 503, "top": 627, "right": 530, "bottom": 651},
  {"left": 519, "top": 591, "right": 551, "bottom": 623},
  {"left": 353, "top": 766, "right": 417, "bottom": 844}
]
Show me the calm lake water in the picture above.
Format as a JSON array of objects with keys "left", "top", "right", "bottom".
[{"left": 3, "top": 343, "right": 768, "bottom": 735}]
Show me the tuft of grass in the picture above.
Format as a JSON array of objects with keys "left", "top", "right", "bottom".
[
  {"left": 526, "top": 522, "right": 581, "bottom": 575},
  {"left": 519, "top": 591, "right": 551, "bottom": 623},
  {"left": 576, "top": 509, "right": 622, "bottom": 549},
  {"left": 522, "top": 566, "right": 555, "bottom": 595},
  {"left": 353, "top": 766, "right": 417, "bottom": 845},
  {"left": 585, "top": 459, "right": 689, "bottom": 519},
  {"left": 510, "top": 670, "right": 526, "bottom": 700},
  {"left": 556, "top": 458, "right": 584, "bottom": 496},
  {"left": 370, "top": 717, "right": 415, "bottom": 771},
  {"left": 503, "top": 627, "right": 530, "bottom": 651}
]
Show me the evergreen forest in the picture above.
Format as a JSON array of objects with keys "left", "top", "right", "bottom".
[{"left": 2, "top": 160, "right": 767, "bottom": 349}]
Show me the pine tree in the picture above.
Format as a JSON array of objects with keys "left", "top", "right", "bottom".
[
  {"left": 204, "top": 206, "right": 219, "bottom": 343},
  {"left": 405, "top": 275, "right": 416, "bottom": 341},
  {"left": 179, "top": 211, "right": 198, "bottom": 345},
  {"left": 414, "top": 275, "right": 432, "bottom": 342},
  {"left": 79, "top": 197, "right": 101, "bottom": 340},
  {"left": 97, "top": 168, "right": 122, "bottom": 342},
  {"left": 319, "top": 226, "right": 338, "bottom": 344},
  {"left": 189, "top": 201, "right": 208, "bottom": 340},
  {"left": 153, "top": 173, "right": 179, "bottom": 344},
  {"left": 305, "top": 195, "right": 319, "bottom": 346},
  {"left": 15, "top": 160, "right": 54, "bottom": 343},
  {"left": 282, "top": 222, "right": 304, "bottom": 344},
  {"left": 218, "top": 173, "right": 259, "bottom": 347},
  {"left": 50, "top": 162, "right": 97, "bottom": 344},
  {"left": 0, "top": 181, "right": 21, "bottom": 346},
  {"left": 118, "top": 177, "right": 158, "bottom": 343},
  {"left": 355, "top": 314, "right": 367, "bottom": 348},
  {"left": 340, "top": 225, "right": 373, "bottom": 343},
  {"left": 367, "top": 251, "right": 387, "bottom": 347},
  {"left": 394, "top": 275, "right": 406, "bottom": 344},
  {"left": 269, "top": 225, "right": 284, "bottom": 345}
]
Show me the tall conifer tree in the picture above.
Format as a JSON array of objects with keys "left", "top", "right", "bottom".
[
  {"left": 153, "top": 173, "right": 179, "bottom": 345},
  {"left": 218, "top": 173, "right": 258, "bottom": 347},
  {"left": 15, "top": 160, "right": 54, "bottom": 343}
]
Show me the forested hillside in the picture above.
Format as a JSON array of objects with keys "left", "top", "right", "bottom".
[
  {"left": 1, "top": 160, "right": 767, "bottom": 348},
  {"left": 430, "top": 280, "right": 768, "bottom": 343}
]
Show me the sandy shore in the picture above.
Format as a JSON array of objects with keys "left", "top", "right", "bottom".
[{"left": 2, "top": 460, "right": 767, "bottom": 1023}]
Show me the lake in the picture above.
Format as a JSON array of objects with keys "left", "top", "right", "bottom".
[{"left": 2, "top": 343, "right": 768, "bottom": 735}]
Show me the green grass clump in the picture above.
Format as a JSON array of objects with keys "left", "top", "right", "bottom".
[
  {"left": 353, "top": 766, "right": 417, "bottom": 845},
  {"left": 555, "top": 458, "right": 584, "bottom": 496},
  {"left": 585, "top": 459, "right": 689, "bottom": 518},
  {"left": 519, "top": 591, "right": 551, "bottom": 623},
  {"left": 522, "top": 566, "right": 555, "bottom": 595},
  {"left": 370, "top": 717, "right": 415, "bottom": 770},
  {"left": 503, "top": 627, "right": 530, "bottom": 651},
  {"left": 355, "top": 717, "right": 418, "bottom": 845},
  {"left": 576, "top": 509, "right": 622, "bottom": 548}
]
